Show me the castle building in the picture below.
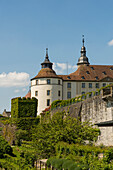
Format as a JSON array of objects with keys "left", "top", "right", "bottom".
[{"left": 31, "top": 38, "right": 113, "bottom": 115}]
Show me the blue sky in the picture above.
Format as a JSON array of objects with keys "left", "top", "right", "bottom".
[{"left": 0, "top": 0, "right": 113, "bottom": 113}]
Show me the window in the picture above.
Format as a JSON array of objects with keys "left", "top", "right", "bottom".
[
  {"left": 47, "top": 79, "right": 51, "bottom": 84},
  {"left": 95, "top": 83, "right": 99, "bottom": 88},
  {"left": 58, "top": 80, "right": 60, "bottom": 85},
  {"left": 107, "top": 78, "right": 110, "bottom": 81},
  {"left": 102, "top": 71, "right": 106, "bottom": 75},
  {"left": 95, "top": 92, "right": 98, "bottom": 96},
  {"left": 58, "top": 90, "right": 60, "bottom": 96},
  {"left": 91, "top": 67, "right": 94, "bottom": 70},
  {"left": 35, "top": 91, "right": 38, "bottom": 96},
  {"left": 103, "top": 83, "right": 106, "bottom": 87},
  {"left": 89, "top": 83, "right": 92, "bottom": 88},
  {"left": 86, "top": 71, "right": 90, "bottom": 74},
  {"left": 82, "top": 83, "right": 85, "bottom": 88},
  {"left": 67, "top": 92, "right": 71, "bottom": 99},
  {"left": 36, "top": 80, "right": 38, "bottom": 85},
  {"left": 82, "top": 91, "right": 85, "bottom": 95},
  {"left": 67, "top": 83, "right": 71, "bottom": 88},
  {"left": 95, "top": 76, "right": 98, "bottom": 80},
  {"left": 47, "top": 99, "right": 50, "bottom": 106},
  {"left": 67, "top": 76, "right": 71, "bottom": 79},
  {"left": 81, "top": 76, "right": 85, "bottom": 79},
  {"left": 47, "top": 90, "right": 50, "bottom": 96},
  {"left": 89, "top": 92, "right": 92, "bottom": 97}
]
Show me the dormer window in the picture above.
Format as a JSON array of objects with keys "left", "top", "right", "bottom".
[
  {"left": 102, "top": 71, "right": 106, "bottom": 75},
  {"left": 81, "top": 76, "right": 85, "bottom": 79},
  {"left": 95, "top": 76, "right": 98, "bottom": 80},
  {"left": 91, "top": 67, "right": 94, "bottom": 70},
  {"left": 110, "top": 67, "right": 113, "bottom": 70},
  {"left": 67, "top": 76, "right": 71, "bottom": 79},
  {"left": 86, "top": 71, "right": 90, "bottom": 74}
]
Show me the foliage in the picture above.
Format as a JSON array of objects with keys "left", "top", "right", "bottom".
[
  {"left": 0, "top": 114, "right": 3, "bottom": 117},
  {"left": 0, "top": 141, "right": 38, "bottom": 169},
  {"left": 16, "top": 129, "right": 28, "bottom": 146},
  {"left": 32, "top": 112, "right": 100, "bottom": 158},
  {"left": 51, "top": 83, "right": 113, "bottom": 110},
  {"left": 0, "top": 154, "right": 36, "bottom": 169},
  {"left": 55, "top": 142, "right": 103, "bottom": 160},
  {"left": 0, "top": 134, "right": 13, "bottom": 158},
  {"left": 11, "top": 97, "right": 37, "bottom": 118},
  {"left": 47, "top": 143, "right": 113, "bottom": 170},
  {"left": 23, "top": 152, "right": 37, "bottom": 167},
  {"left": 47, "top": 157, "right": 89, "bottom": 170},
  {"left": 103, "top": 148, "right": 113, "bottom": 163}
]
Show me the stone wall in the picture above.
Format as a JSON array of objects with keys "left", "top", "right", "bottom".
[{"left": 50, "top": 95, "right": 113, "bottom": 146}]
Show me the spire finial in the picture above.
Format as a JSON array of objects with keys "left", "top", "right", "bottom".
[
  {"left": 82, "top": 35, "right": 84, "bottom": 46},
  {"left": 46, "top": 48, "right": 48, "bottom": 57}
]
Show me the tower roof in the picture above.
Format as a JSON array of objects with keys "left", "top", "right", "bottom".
[
  {"left": 31, "top": 68, "right": 59, "bottom": 80},
  {"left": 41, "top": 48, "right": 53, "bottom": 69},
  {"left": 77, "top": 36, "right": 90, "bottom": 66}
]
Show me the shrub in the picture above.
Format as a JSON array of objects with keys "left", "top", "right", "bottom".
[{"left": 0, "top": 134, "right": 13, "bottom": 157}]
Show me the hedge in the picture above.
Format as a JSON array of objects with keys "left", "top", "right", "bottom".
[{"left": 11, "top": 97, "right": 37, "bottom": 118}]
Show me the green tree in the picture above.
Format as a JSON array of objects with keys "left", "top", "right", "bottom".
[
  {"left": 0, "top": 134, "right": 13, "bottom": 157},
  {"left": 32, "top": 112, "right": 100, "bottom": 158}
]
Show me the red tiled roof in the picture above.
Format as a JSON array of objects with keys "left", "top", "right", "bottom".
[
  {"left": 25, "top": 91, "right": 31, "bottom": 98},
  {"left": 31, "top": 65, "right": 113, "bottom": 82},
  {"left": 31, "top": 68, "right": 61, "bottom": 79},
  {"left": 58, "top": 65, "right": 113, "bottom": 81}
]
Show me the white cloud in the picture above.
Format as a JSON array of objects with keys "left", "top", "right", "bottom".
[
  {"left": 14, "top": 89, "right": 20, "bottom": 93},
  {"left": 57, "top": 63, "right": 67, "bottom": 70},
  {"left": 53, "top": 62, "right": 77, "bottom": 74},
  {"left": 72, "top": 65, "right": 77, "bottom": 69},
  {"left": 108, "top": 39, "right": 113, "bottom": 46},
  {"left": 0, "top": 72, "right": 30, "bottom": 87},
  {"left": 22, "top": 88, "right": 27, "bottom": 92}
]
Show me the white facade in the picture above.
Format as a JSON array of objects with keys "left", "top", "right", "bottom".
[
  {"left": 31, "top": 77, "right": 78, "bottom": 115},
  {"left": 30, "top": 42, "right": 113, "bottom": 115},
  {"left": 31, "top": 78, "right": 63, "bottom": 114},
  {"left": 31, "top": 76, "right": 112, "bottom": 115}
]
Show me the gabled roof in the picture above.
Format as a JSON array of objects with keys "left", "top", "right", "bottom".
[{"left": 58, "top": 65, "right": 113, "bottom": 81}]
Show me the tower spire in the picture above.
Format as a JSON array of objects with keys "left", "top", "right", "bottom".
[
  {"left": 46, "top": 48, "right": 48, "bottom": 59},
  {"left": 82, "top": 35, "right": 84, "bottom": 46},
  {"left": 77, "top": 36, "right": 90, "bottom": 66},
  {"left": 41, "top": 48, "right": 53, "bottom": 69}
]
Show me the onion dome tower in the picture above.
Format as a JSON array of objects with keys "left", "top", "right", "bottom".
[
  {"left": 41, "top": 48, "right": 53, "bottom": 69},
  {"left": 31, "top": 48, "right": 62, "bottom": 115},
  {"left": 31, "top": 48, "right": 58, "bottom": 79},
  {"left": 77, "top": 36, "right": 90, "bottom": 66}
]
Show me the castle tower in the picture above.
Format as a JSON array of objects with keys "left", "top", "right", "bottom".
[
  {"left": 31, "top": 49, "right": 62, "bottom": 115},
  {"left": 77, "top": 36, "right": 90, "bottom": 66}
]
